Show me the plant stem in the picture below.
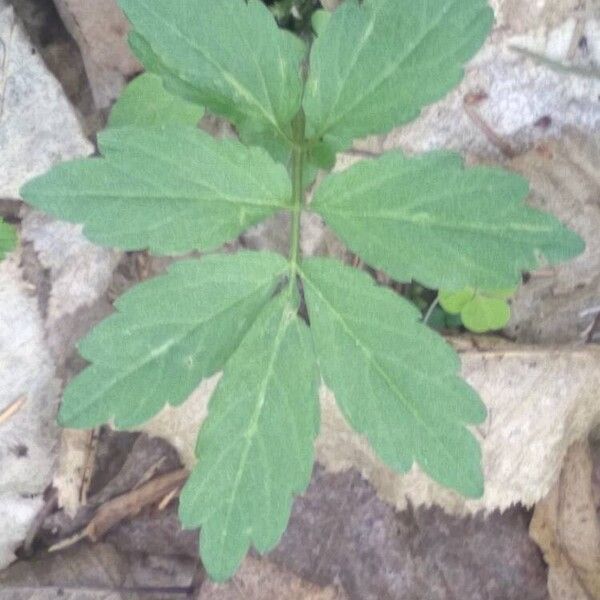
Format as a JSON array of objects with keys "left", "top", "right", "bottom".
[{"left": 288, "top": 110, "right": 305, "bottom": 296}]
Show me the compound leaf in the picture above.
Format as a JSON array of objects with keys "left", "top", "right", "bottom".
[
  {"left": 301, "top": 258, "right": 485, "bottom": 497},
  {"left": 58, "top": 252, "right": 287, "bottom": 428},
  {"left": 21, "top": 126, "right": 291, "bottom": 254},
  {"left": 108, "top": 72, "right": 204, "bottom": 128},
  {"left": 119, "top": 0, "right": 305, "bottom": 150},
  {"left": 303, "top": 0, "right": 493, "bottom": 150},
  {"left": 0, "top": 219, "right": 16, "bottom": 259},
  {"left": 179, "top": 291, "right": 319, "bottom": 581},
  {"left": 311, "top": 151, "right": 584, "bottom": 289}
]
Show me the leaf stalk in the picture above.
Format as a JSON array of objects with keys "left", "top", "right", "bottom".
[{"left": 288, "top": 109, "right": 306, "bottom": 295}]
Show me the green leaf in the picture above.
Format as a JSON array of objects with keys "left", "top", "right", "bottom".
[
  {"left": 119, "top": 0, "right": 305, "bottom": 148},
  {"left": 0, "top": 219, "right": 16, "bottom": 259},
  {"left": 311, "top": 9, "right": 331, "bottom": 36},
  {"left": 301, "top": 258, "right": 485, "bottom": 497},
  {"left": 303, "top": 0, "right": 493, "bottom": 149},
  {"left": 108, "top": 73, "right": 204, "bottom": 128},
  {"left": 311, "top": 151, "right": 585, "bottom": 289},
  {"left": 58, "top": 252, "right": 287, "bottom": 428},
  {"left": 179, "top": 291, "right": 319, "bottom": 581},
  {"left": 21, "top": 126, "right": 291, "bottom": 254},
  {"left": 461, "top": 295, "right": 510, "bottom": 333},
  {"left": 439, "top": 287, "right": 515, "bottom": 333},
  {"left": 128, "top": 32, "right": 207, "bottom": 105},
  {"left": 438, "top": 289, "right": 476, "bottom": 314}
]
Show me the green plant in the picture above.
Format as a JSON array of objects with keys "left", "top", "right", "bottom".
[
  {"left": 438, "top": 287, "right": 516, "bottom": 333},
  {"left": 0, "top": 219, "right": 16, "bottom": 260},
  {"left": 21, "top": 0, "right": 584, "bottom": 581}
]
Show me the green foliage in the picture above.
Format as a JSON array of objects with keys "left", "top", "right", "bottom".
[
  {"left": 21, "top": 127, "right": 291, "bottom": 254},
  {"left": 20, "top": 0, "right": 584, "bottom": 581},
  {"left": 108, "top": 73, "right": 204, "bottom": 128},
  {"left": 180, "top": 290, "right": 319, "bottom": 580},
  {"left": 302, "top": 259, "right": 485, "bottom": 496},
  {"left": 311, "top": 9, "right": 331, "bottom": 36},
  {"left": 0, "top": 219, "right": 16, "bottom": 260},
  {"left": 439, "top": 287, "right": 515, "bottom": 333},
  {"left": 311, "top": 151, "right": 583, "bottom": 289},
  {"left": 303, "top": 0, "right": 494, "bottom": 151},
  {"left": 58, "top": 253, "right": 287, "bottom": 428},
  {"left": 120, "top": 0, "right": 306, "bottom": 152}
]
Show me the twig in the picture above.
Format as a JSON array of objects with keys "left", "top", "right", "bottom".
[
  {"left": 79, "top": 427, "right": 100, "bottom": 505},
  {"left": 49, "top": 468, "right": 188, "bottom": 552},
  {"left": 85, "top": 468, "right": 188, "bottom": 541},
  {"left": 0, "top": 395, "right": 26, "bottom": 425},
  {"left": 463, "top": 96, "right": 516, "bottom": 158},
  {"left": 511, "top": 45, "right": 600, "bottom": 80}
]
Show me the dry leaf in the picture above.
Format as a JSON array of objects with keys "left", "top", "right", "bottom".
[
  {"left": 139, "top": 337, "right": 600, "bottom": 515},
  {"left": 53, "top": 0, "right": 141, "bottom": 108},
  {"left": 506, "top": 131, "right": 600, "bottom": 342},
  {"left": 530, "top": 440, "right": 600, "bottom": 599},
  {"left": 0, "top": 542, "right": 196, "bottom": 600},
  {"left": 201, "top": 557, "right": 347, "bottom": 600}
]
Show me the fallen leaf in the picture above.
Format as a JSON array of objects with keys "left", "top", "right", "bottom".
[
  {"left": 139, "top": 337, "right": 600, "bottom": 515},
  {"left": 52, "top": 0, "right": 141, "bottom": 108},
  {"left": 0, "top": 542, "right": 197, "bottom": 599},
  {"left": 530, "top": 440, "right": 600, "bottom": 600},
  {"left": 506, "top": 130, "right": 600, "bottom": 343},
  {"left": 201, "top": 556, "right": 347, "bottom": 600}
]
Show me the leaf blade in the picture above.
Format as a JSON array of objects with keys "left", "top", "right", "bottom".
[
  {"left": 108, "top": 72, "right": 204, "bottom": 128},
  {"left": 58, "top": 252, "right": 287, "bottom": 428},
  {"left": 303, "top": 0, "right": 493, "bottom": 149},
  {"left": 0, "top": 219, "right": 16, "bottom": 260},
  {"left": 120, "top": 0, "right": 305, "bottom": 146},
  {"left": 461, "top": 294, "right": 511, "bottom": 333},
  {"left": 301, "top": 258, "right": 485, "bottom": 498},
  {"left": 179, "top": 292, "right": 319, "bottom": 581},
  {"left": 311, "top": 151, "right": 585, "bottom": 289},
  {"left": 21, "top": 126, "right": 291, "bottom": 254}
]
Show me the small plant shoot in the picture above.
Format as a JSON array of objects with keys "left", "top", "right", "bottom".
[
  {"left": 21, "top": 0, "right": 584, "bottom": 581},
  {"left": 0, "top": 219, "right": 16, "bottom": 261}
]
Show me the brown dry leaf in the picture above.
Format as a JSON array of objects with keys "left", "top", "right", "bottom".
[
  {"left": 52, "top": 0, "right": 141, "bottom": 109},
  {"left": 201, "top": 557, "right": 347, "bottom": 600},
  {"left": 139, "top": 338, "right": 600, "bottom": 516},
  {"left": 52, "top": 429, "right": 96, "bottom": 516},
  {"left": 530, "top": 440, "right": 600, "bottom": 600},
  {"left": 0, "top": 542, "right": 197, "bottom": 599},
  {"left": 506, "top": 130, "right": 600, "bottom": 343}
]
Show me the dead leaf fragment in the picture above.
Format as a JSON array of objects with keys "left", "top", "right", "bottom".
[
  {"left": 201, "top": 557, "right": 347, "bottom": 600},
  {"left": 52, "top": 0, "right": 141, "bottom": 109},
  {"left": 530, "top": 440, "right": 600, "bottom": 600},
  {"left": 507, "top": 130, "right": 600, "bottom": 343},
  {"left": 139, "top": 337, "right": 600, "bottom": 515}
]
